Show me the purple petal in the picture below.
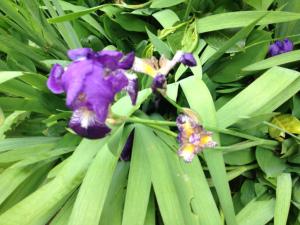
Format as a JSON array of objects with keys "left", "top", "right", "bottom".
[
  {"left": 283, "top": 38, "right": 293, "bottom": 52},
  {"left": 126, "top": 76, "right": 138, "bottom": 105},
  {"left": 69, "top": 108, "right": 111, "bottom": 139},
  {"left": 119, "top": 52, "right": 135, "bottom": 69},
  {"left": 97, "top": 50, "right": 124, "bottom": 70},
  {"left": 106, "top": 71, "right": 129, "bottom": 93},
  {"left": 83, "top": 70, "right": 128, "bottom": 122},
  {"left": 180, "top": 53, "right": 197, "bottom": 67},
  {"left": 151, "top": 74, "right": 166, "bottom": 93},
  {"left": 268, "top": 43, "right": 280, "bottom": 56},
  {"left": 47, "top": 64, "right": 64, "bottom": 94},
  {"left": 120, "top": 131, "right": 134, "bottom": 161},
  {"left": 68, "top": 48, "right": 93, "bottom": 61},
  {"left": 269, "top": 39, "right": 293, "bottom": 57},
  {"left": 62, "top": 60, "right": 99, "bottom": 108}
]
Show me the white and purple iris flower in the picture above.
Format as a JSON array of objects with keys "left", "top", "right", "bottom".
[
  {"left": 132, "top": 51, "right": 196, "bottom": 93},
  {"left": 268, "top": 38, "right": 293, "bottom": 57},
  {"left": 176, "top": 113, "right": 217, "bottom": 162},
  {"left": 47, "top": 48, "right": 137, "bottom": 139}
]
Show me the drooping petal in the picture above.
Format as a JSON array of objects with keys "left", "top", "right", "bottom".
[
  {"left": 68, "top": 48, "right": 93, "bottom": 61},
  {"left": 125, "top": 73, "right": 138, "bottom": 105},
  {"left": 177, "top": 143, "right": 197, "bottom": 163},
  {"left": 69, "top": 107, "right": 111, "bottom": 139},
  {"left": 119, "top": 52, "right": 135, "bottom": 69},
  {"left": 47, "top": 64, "right": 64, "bottom": 94},
  {"left": 151, "top": 74, "right": 166, "bottom": 93}
]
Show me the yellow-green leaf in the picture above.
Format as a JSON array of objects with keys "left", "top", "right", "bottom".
[{"left": 269, "top": 114, "right": 300, "bottom": 141}]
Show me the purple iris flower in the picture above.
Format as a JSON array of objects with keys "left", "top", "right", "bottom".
[
  {"left": 176, "top": 113, "right": 217, "bottom": 162},
  {"left": 132, "top": 51, "right": 196, "bottom": 93},
  {"left": 269, "top": 38, "right": 293, "bottom": 57},
  {"left": 47, "top": 48, "right": 137, "bottom": 139}
]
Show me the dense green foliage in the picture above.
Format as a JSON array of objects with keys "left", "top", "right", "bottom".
[{"left": 1, "top": 0, "right": 300, "bottom": 225}]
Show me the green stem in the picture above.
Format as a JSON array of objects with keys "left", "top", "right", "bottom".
[
  {"left": 147, "top": 124, "right": 178, "bottom": 138},
  {"left": 206, "top": 125, "right": 278, "bottom": 147},
  {"left": 161, "top": 94, "right": 184, "bottom": 112},
  {"left": 263, "top": 121, "right": 300, "bottom": 142},
  {"left": 124, "top": 117, "right": 278, "bottom": 146},
  {"left": 126, "top": 116, "right": 177, "bottom": 127}
]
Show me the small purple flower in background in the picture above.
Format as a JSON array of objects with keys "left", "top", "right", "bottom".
[
  {"left": 47, "top": 48, "right": 137, "bottom": 139},
  {"left": 176, "top": 113, "right": 217, "bottom": 162},
  {"left": 132, "top": 51, "right": 196, "bottom": 93},
  {"left": 268, "top": 38, "right": 293, "bottom": 57}
]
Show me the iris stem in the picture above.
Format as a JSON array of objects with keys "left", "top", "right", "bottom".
[
  {"left": 161, "top": 93, "right": 184, "bottom": 112},
  {"left": 126, "top": 116, "right": 177, "bottom": 126},
  {"left": 146, "top": 124, "right": 178, "bottom": 138}
]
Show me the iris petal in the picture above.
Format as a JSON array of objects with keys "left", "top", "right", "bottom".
[
  {"left": 62, "top": 60, "right": 99, "bottom": 108},
  {"left": 68, "top": 48, "right": 93, "bottom": 61},
  {"left": 69, "top": 108, "right": 111, "bottom": 139},
  {"left": 119, "top": 52, "right": 135, "bottom": 69},
  {"left": 47, "top": 64, "right": 64, "bottom": 94},
  {"left": 151, "top": 74, "right": 166, "bottom": 93}
]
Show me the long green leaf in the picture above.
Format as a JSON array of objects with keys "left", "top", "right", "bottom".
[
  {"left": 274, "top": 173, "right": 292, "bottom": 225},
  {"left": 217, "top": 67, "right": 300, "bottom": 128},
  {"left": 237, "top": 195, "right": 275, "bottom": 225},
  {"left": 135, "top": 125, "right": 186, "bottom": 225},
  {"left": 243, "top": 50, "right": 300, "bottom": 71},
  {"left": 180, "top": 76, "right": 237, "bottom": 225},
  {"left": 197, "top": 11, "right": 300, "bottom": 33},
  {"left": 122, "top": 131, "right": 152, "bottom": 225}
]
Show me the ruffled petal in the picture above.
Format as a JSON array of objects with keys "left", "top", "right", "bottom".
[
  {"left": 68, "top": 48, "right": 93, "bottom": 61},
  {"left": 69, "top": 107, "right": 111, "bottom": 139},
  {"left": 97, "top": 50, "right": 123, "bottom": 70},
  {"left": 47, "top": 64, "right": 64, "bottom": 94}
]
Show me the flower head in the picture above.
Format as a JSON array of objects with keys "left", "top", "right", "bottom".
[
  {"left": 47, "top": 48, "right": 137, "bottom": 139},
  {"left": 176, "top": 113, "right": 217, "bottom": 162},
  {"left": 269, "top": 38, "right": 293, "bottom": 57},
  {"left": 132, "top": 51, "right": 196, "bottom": 93}
]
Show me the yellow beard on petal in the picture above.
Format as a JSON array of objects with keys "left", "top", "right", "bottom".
[
  {"left": 144, "top": 64, "right": 156, "bottom": 77},
  {"left": 182, "top": 123, "right": 194, "bottom": 136},
  {"left": 200, "top": 135, "right": 212, "bottom": 145},
  {"left": 178, "top": 143, "right": 196, "bottom": 162}
]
